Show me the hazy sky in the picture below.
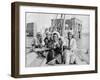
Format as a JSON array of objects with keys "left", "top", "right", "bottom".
[{"left": 26, "top": 13, "right": 90, "bottom": 34}]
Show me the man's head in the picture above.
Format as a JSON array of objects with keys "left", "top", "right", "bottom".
[
  {"left": 36, "top": 32, "right": 42, "bottom": 39},
  {"left": 45, "top": 31, "right": 51, "bottom": 39},
  {"left": 68, "top": 30, "right": 74, "bottom": 39}
]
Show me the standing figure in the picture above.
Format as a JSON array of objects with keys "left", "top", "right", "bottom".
[
  {"left": 63, "top": 31, "right": 77, "bottom": 64},
  {"left": 62, "top": 34, "right": 69, "bottom": 64},
  {"left": 68, "top": 32, "right": 77, "bottom": 64},
  {"left": 69, "top": 33, "right": 77, "bottom": 64}
]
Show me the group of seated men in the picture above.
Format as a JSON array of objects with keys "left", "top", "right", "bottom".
[{"left": 31, "top": 31, "right": 77, "bottom": 65}]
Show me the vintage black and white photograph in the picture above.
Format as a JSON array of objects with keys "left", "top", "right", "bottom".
[
  {"left": 25, "top": 13, "right": 90, "bottom": 67},
  {"left": 11, "top": 2, "right": 97, "bottom": 78}
]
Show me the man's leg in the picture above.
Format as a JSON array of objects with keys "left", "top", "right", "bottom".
[
  {"left": 65, "top": 50, "right": 71, "bottom": 65},
  {"left": 70, "top": 51, "right": 76, "bottom": 64}
]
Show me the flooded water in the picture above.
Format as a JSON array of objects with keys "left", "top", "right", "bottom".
[
  {"left": 77, "top": 33, "right": 90, "bottom": 50},
  {"left": 76, "top": 33, "right": 90, "bottom": 64}
]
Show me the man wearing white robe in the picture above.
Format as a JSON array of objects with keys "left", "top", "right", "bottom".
[{"left": 64, "top": 32, "right": 77, "bottom": 64}]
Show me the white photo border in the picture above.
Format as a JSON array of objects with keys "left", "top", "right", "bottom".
[{"left": 19, "top": 5, "right": 96, "bottom": 75}]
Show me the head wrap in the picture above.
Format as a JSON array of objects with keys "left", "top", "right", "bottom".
[{"left": 53, "top": 31, "right": 60, "bottom": 38}]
